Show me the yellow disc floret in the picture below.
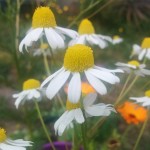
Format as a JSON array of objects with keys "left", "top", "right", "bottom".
[
  {"left": 66, "top": 100, "right": 80, "bottom": 110},
  {"left": 78, "top": 19, "right": 95, "bottom": 35},
  {"left": 145, "top": 90, "right": 150, "bottom": 97},
  {"left": 0, "top": 128, "right": 6, "bottom": 143},
  {"left": 64, "top": 44, "right": 94, "bottom": 72},
  {"left": 23, "top": 79, "right": 40, "bottom": 90},
  {"left": 32, "top": 7, "right": 56, "bottom": 28},
  {"left": 141, "top": 37, "right": 150, "bottom": 49},
  {"left": 113, "top": 35, "right": 120, "bottom": 40},
  {"left": 128, "top": 60, "right": 140, "bottom": 67},
  {"left": 40, "top": 43, "right": 49, "bottom": 49}
]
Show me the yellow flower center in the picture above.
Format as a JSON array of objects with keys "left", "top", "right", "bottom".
[
  {"left": 32, "top": 7, "right": 56, "bottom": 28},
  {"left": 141, "top": 38, "right": 150, "bottom": 49},
  {"left": 145, "top": 90, "right": 150, "bottom": 97},
  {"left": 66, "top": 100, "right": 80, "bottom": 110},
  {"left": 40, "top": 43, "right": 49, "bottom": 49},
  {"left": 113, "top": 35, "right": 120, "bottom": 40},
  {"left": 23, "top": 79, "right": 40, "bottom": 90},
  {"left": 78, "top": 19, "right": 95, "bottom": 35},
  {"left": 64, "top": 44, "right": 94, "bottom": 72},
  {"left": 0, "top": 128, "right": 6, "bottom": 143},
  {"left": 127, "top": 60, "right": 140, "bottom": 67}
]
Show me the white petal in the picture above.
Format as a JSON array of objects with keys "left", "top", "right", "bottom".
[
  {"left": 6, "top": 139, "right": 32, "bottom": 147},
  {"left": 68, "top": 73, "right": 81, "bottom": 103},
  {"left": 19, "top": 28, "right": 43, "bottom": 52},
  {"left": 44, "top": 28, "right": 65, "bottom": 50},
  {"left": 85, "top": 104, "right": 114, "bottom": 117},
  {"left": 140, "top": 68, "right": 150, "bottom": 75},
  {"left": 83, "top": 93, "right": 97, "bottom": 107},
  {"left": 0, "top": 143, "right": 26, "bottom": 150},
  {"left": 138, "top": 49, "right": 146, "bottom": 60},
  {"left": 115, "top": 62, "right": 136, "bottom": 69},
  {"left": 146, "top": 49, "right": 150, "bottom": 59},
  {"left": 85, "top": 71, "right": 107, "bottom": 95},
  {"left": 54, "top": 111, "right": 68, "bottom": 134},
  {"left": 58, "top": 110, "right": 74, "bottom": 136},
  {"left": 88, "top": 68, "right": 120, "bottom": 84},
  {"left": 55, "top": 27, "right": 78, "bottom": 39},
  {"left": 46, "top": 71, "right": 70, "bottom": 99},
  {"left": 130, "top": 96, "right": 150, "bottom": 103},
  {"left": 41, "top": 67, "right": 64, "bottom": 87},
  {"left": 76, "top": 35, "right": 86, "bottom": 44},
  {"left": 94, "top": 66, "right": 123, "bottom": 73},
  {"left": 74, "top": 109, "right": 84, "bottom": 123}
]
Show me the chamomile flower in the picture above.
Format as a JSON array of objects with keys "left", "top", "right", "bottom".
[
  {"left": 115, "top": 60, "right": 150, "bottom": 76},
  {"left": 69, "top": 19, "right": 112, "bottom": 49},
  {"left": 13, "top": 79, "right": 42, "bottom": 109},
  {"left": 130, "top": 90, "right": 150, "bottom": 107},
  {"left": 0, "top": 128, "right": 32, "bottom": 150},
  {"left": 19, "top": 7, "right": 77, "bottom": 52},
  {"left": 112, "top": 35, "right": 123, "bottom": 44},
  {"left": 54, "top": 93, "right": 115, "bottom": 136},
  {"left": 131, "top": 37, "right": 150, "bottom": 60},
  {"left": 41, "top": 44, "right": 123, "bottom": 103}
]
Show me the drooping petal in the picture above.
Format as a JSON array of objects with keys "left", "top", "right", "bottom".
[
  {"left": 85, "top": 71, "right": 107, "bottom": 95},
  {"left": 46, "top": 71, "right": 70, "bottom": 99},
  {"left": 139, "top": 49, "right": 146, "bottom": 60},
  {"left": 55, "top": 26, "right": 78, "bottom": 39},
  {"left": 19, "top": 28, "right": 43, "bottom": 52},
  {"left": 44, "top": 28, "right": 65, "bottom": 50},
  {"left": 140, "top": 68, "right": 150, "bottom": 75},
  {"left": 58, "top": 110, "right": 74, "bottom": 136},
  {"left": 14, "top": 92, "right": 26, "bottom": 109},
  {"left": 41, "top": 67, "right": 65, "bottom": 87},
  {"left": 68, "top": 73, "right": 81, "bottom": 103},
  {"left": 0, "top": 143, "right": 26, "bottom": 150},
  {"left": 74, "top": 109, "right": 85, "bottom": 123}
]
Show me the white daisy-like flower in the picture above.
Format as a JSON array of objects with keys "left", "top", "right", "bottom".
[
  {"left": 19, "top": 7, "right": 77, "bottom": 52},
  {"left": 69, "top": 19, "right": 112, "bottom": 49},
  {"left": 131, "top": 37, "right": 150, "bottom": 60},
  {"left": 130, "top": 90, "right": 150, "bottom": 107},
  {"left": 41, "top": 44, "right": 123, "bottom": 103},
  {"left": 0, "top": 128, "right": 32, "bottom": 150},
  {"left": 115, "top": 60, "right": 150, "bottom": 76},
  {"left": 112, "top": 35, "right": 123, "bottom": 44},
  {"left": 13, "top": 79, "right": 42, "bottom": 109},
  {"left": 54, "top": 93, "right": 116, "bottom": 136}
]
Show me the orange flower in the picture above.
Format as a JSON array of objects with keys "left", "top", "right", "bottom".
[
  {"left": 64, "top": 82, "right": 95, "bottom": 95},
  {"left": 117, "top": 101, "right": 148, "bottom": 124}
]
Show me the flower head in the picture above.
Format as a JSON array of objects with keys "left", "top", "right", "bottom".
[
  {"left": 130, "top": 90, "right": 150, "bottom": 107},
  {"left": 117, "top": 101, "right": 148, "bottom": 124},
  {"left": 13, "top": 79, "right": 42, "bottom": 108},
  {"left": 116, "top": 60, "right": 150, "bottom": 76},
  {"left": 0, "top": 128, "right": 32, "bottom": 150},
  {"left": 19, "top": 7, "right": 77, "bottom": 52},
  {"left": 54, "top": 93, "right": 115, "bottom": 136},
  {"left": 41, "top": 44, "right": 123, "bottom": 103},
  {"left": 69, "top": 19, "right": 112, "bottom": 49},
  {"left": 131, "top": 37, "right": 150, "bottom": 60}
]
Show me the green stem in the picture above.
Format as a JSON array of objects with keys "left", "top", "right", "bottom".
[
  {"left": 34, "top": 100, "right": 56, "bottom": 150},
  {"left": 114, "top": 73, "right": 132, "bottom": 106},
  {"left": 133, "top": 117, "right": 148, "bottom": 150},
  {"left": 121, "top": 125, "right": 132, "bottom": 142},
  {"left": 42, "top": 51, "right": 51, "bottom": 75},
  {"left": 81, "top": 123, "right": 87, "bottom": 150}
]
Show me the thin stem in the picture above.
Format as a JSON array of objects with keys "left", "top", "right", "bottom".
[
  {"left": 81, "top": 123, "right": 87, "bottom": 150},
  {"left": 115, "top": 73, "right": 132, "bottom": 106},
  {"left": 68, "top": 0, "right": 103, "bottom": 28},
  {"left": 34, "top": 100, "right": 56, "bottom": 150},
  {"left": 42, "top": 51, "right": 51, "bottom": 75},
  {"left": 133, "top": 117, "right": 148, "bottom": 150}
]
